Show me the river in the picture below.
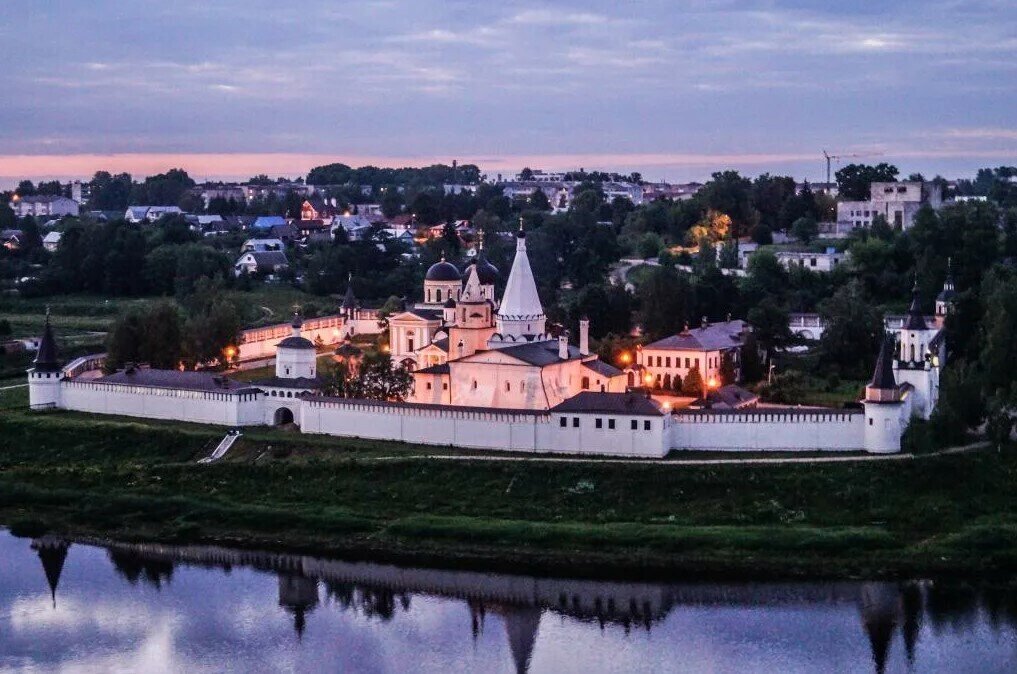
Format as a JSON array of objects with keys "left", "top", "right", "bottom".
[{"left": 0, "top": 531, "right": 1013, "bottom": 673}]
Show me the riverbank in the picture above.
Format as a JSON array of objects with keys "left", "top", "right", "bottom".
[{"left": 2, "top": 408, "right": 1015, "bottom": 581}]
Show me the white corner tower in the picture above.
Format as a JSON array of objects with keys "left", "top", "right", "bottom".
[
  {"left": 493, "top": 220, "right": 546, "bottom": 342},
  {"left": 863, "top": 334, "right": 907, "bottom": 454},
  {"left": 275, "top": 313, "right": 317, "bottom": 379},
  {"left": 27, "top": 310, "right": 63, "bottom": 410}
]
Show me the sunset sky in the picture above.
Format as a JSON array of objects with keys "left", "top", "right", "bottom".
[{"left": 1, "top": 1, "right": 1014, "bottom": 184}]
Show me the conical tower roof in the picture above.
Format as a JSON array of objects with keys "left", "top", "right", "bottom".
[
  {"left": 497, "top": 224, "right": 544, "bottom": 321},
  {"left": 869, "top": 334, "right": 897, "bottom": 390},
  {"left": 32, "top": 538, "right": 70, "bottom": 607},
  {"left": 903, "top": 279, "right": 927, "bottom": 330},
  {"left": 461, "top": 265, "right": 484, "bottom": 303},
  {"left": 33, "top": 310, "right": 62, "bottom": 373}
]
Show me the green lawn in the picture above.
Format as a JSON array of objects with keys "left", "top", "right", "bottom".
[{"left": 1, "top": 407, "right": 1015, "bottom": 579}]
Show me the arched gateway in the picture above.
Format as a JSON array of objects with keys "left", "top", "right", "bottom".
[{"left": 274, "top": 407, "right": 295, "bottom": 426}]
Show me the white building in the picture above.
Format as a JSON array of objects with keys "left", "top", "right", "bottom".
[
  {"left": 837, "top": 181, "right": 943, "bottom": 231},
  {"left": 234, "top": 250, "right": 289, "bottom": 276},
  {"left": 776, "top": 248, "right": 848, "bottom": 273},
  {"left": 9, "top": 195, "right": 79, "bottom": 218},
  {"left": 42, "top": 231, "right": 62, "bottom": 252},
  {"left": 632, "top": 320, "right": 750, "bottom": 394}
]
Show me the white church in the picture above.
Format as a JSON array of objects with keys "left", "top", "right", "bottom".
[{"left": 27, "top": 228, "right": 953, "bottom": 457}]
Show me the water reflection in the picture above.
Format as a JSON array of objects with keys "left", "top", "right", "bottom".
[{"left": 2, "top": 531, "right": 1015, "bottom": 673}]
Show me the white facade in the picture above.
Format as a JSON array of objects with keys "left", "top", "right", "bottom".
[
  {"left": 776, "top": 250, "right": 847, "bottom": 273},
  {"left": 837, "top": 181, "right": 943, "bottom": 230},
  {"left": 10, "top": 195, "right": 79, "bottom": 218}
]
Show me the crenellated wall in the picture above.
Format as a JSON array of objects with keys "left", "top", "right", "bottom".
[
  {"left": 60, "top": 380, "right": 264, "bottom": 426},
  {"left": 671, "top": 409, "right": 866, "bottom": 452}
]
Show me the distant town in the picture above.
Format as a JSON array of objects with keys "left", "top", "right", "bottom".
[{"left": 3, "top": 161, "right": 1017, "bottom": 456}]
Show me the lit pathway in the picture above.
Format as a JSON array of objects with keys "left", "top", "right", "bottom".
[
  {"left": 0, "top": 384, "right": 27, "bottom": 390},
  {"left": 370, "top": 441, "right": 989, "bottom": 466}
]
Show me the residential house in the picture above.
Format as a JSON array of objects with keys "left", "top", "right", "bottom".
[
  {"left": 241, "top": 238, "right": 285, "bottom": 253},
  {"left": 9, "top": 195, "right": 79, "bottom": 218},
  {"left": 300, "top": 198, "right": 339, "bottom": 222},
  {"left": 42, "top": 231, "right": 62, "bottom": 252},
  {"left": 251, "top": 215, "right": 287, "bottom": 230},
  {"left": 1, "top": 229, "right": 24, "bottom": 251},
  {"left": 234, "top": 250, "right": 289, "bottom": 277}
]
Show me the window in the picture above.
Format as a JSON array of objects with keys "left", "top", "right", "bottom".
[
  {"left": 505, "top": 381, "right": 511, "bottom": 392},
  {"left": 581, "top": 376, "right": 590, "bottom": 390},
  {"left": 608, "top": 419, "right": 615, "bottom": 430},
  {"left": 631, "top": 419, "right": 638, "bottom": 430},
  {"left": 560, "top": 417, "right": 567, "bottom": 427},
  {"left": 408, "top": 338, "right": 414, "bottom": 352},
  {"left": 810, "top": 258, "right": 817, "bottom": 267},
  {"left": 868, "top": 418, "right": 873, "bottom": 426},
  {"left": 426, "top": 382, "right": 432, "bottom": 390},
  {"left": 665, "top": 357, "right": 671, "bottom": 367},
  {"left": 572, "top": 417, "right": 579, "bottom": 428},
  {"left": 685, "top": 357, "right": 690, "bottom": 368},
  {"left": 442, "top": 382, "right": 448, "bottom": 390},
  {"left": 436, "top": 289, "right": 442, "bottom": 302},
  {"left": 595, "top": 418, "right": 603, "bottom": 429},
  {"left": 643, "top": 420, "right": 651, "bottom": 430},
  {"left": 694, "top": 358, "right": 700, "bottom": 369},
  {"left": 472, "top": 380, "right": 478, "bottom": 389}
]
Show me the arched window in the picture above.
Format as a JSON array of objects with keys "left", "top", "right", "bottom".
[
  {"left": 909, "top": 344, "right": 915, "bottom": 362},
  {"left": 436, "top": 289, "right": 442, "bottom": 302}
]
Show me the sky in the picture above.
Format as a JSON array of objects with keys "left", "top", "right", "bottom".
[{"left": 0, "top": 0, "right": 1014, "bottom": 185}]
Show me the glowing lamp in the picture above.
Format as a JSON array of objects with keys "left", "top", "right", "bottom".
[
  {"left": 643, "top": 373, "right": 653, "bottom": 385},
  {"left": 224, "top": 345, "right": 237, "bottom": 360},
  {"left": 707, "top": 376, "right": 719, "bottom": 389},
  {"left": 619, "top": 352, "right": 631, "bottom": 364}
]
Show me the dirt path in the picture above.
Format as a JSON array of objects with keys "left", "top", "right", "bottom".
[{"left": 370, "top": 441, "right": 989, "bottom": 466}]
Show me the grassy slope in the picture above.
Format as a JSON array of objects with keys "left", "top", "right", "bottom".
[{"left": 1, "top": 407, "right": 1015, "bottom": 580}]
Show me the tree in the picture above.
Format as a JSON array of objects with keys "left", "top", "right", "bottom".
[
  {"left": 747, "top": 297, "right": 792, "bottom": 362},
  {"left": 979, "top": 267, "right": 1017, "bottom": 394},
  {"left": 637, "top": 232, "right": 663, "bottom": 259},
  {"left": 719, "top": 352, "right": 737, "bottom": 385},
  {"left": 817, "top": 280, "right": 882, "bottom": 379},
  {"left": 718, "top": 239, "right": 739, "bottom": 269},
  {"left": 322, "top": 352, "right": 412, "bottom": 401},
  {"left": 681, "top": 367, "right": 704, "bottom": 396},
  {"left": 790, "top": 216, "right": 819, "bottom": 244},
  {"left": 698, "top": 171, "right": 756, "bottom": 236},
  {"left": 635, "top": 266, "right": 693, "bottom": 339},
  {"left": 184, "top": 296, "right": 242, "bottom": 368},
  {"left": 529, "top": 188, "right": 551, "bottom": 211},
  {"left": 89, "top": 171, "right": 133, "bottom": 210},
  {"left": 835, "top": 163, "right": 900, "bottom": 201},
  {"left": 519, "top": 167, "right": 534, "bottom": 180}
]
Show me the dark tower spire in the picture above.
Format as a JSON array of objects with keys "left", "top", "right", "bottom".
[
  {"left": 903, "top": 277, "right": 927, "bottom": 330},
  {"left": 32, "top": 538, "right": 70, "bottom": 608},
  {"left": 33, "top": 307, "right": 62, "bottom": 373}
]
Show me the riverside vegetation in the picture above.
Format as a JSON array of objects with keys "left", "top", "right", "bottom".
[{"left": 1, "top": 392, "right": 1015, "bottom": 581}]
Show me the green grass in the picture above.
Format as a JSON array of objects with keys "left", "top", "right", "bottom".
[{"left": 2, "top": 408, "right": 1016, "bottom": 578}]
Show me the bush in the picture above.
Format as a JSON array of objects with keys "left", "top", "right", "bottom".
[{"left": 8, "top": 516, "right": 48, "bottom": 538}]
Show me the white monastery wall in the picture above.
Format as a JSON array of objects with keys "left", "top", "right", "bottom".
[
  {"left": 671, "top": 409, "right": 865, "bottom": 452},
  {"left": 60, "top": 380, "right": 264, "bottom": 427},
  {"left": 238, "top": 315, "right": 380, "bottom": 361}
]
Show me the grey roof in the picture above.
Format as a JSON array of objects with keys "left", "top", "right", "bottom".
[
  {"left": 408, "top": 308, "right": 443, "bottom": 321},
  {"left": 241, "top": 250, "right": 289, "bottom": 268},
  {"left": 492, "top": 341, "right": 583, "bottom": 366},
  {"left": 415, "top": 363, "right": 450, "bottom": 375},
  {"left": 693, "top": 384, "right": 759, "bottom": 409},
  {"left": 278, "top": 335, "right": 315, "bottom": 349},
  {"left": 581, "top": 359, "right": 624, "bottom": 378},
  {"left": 644, "top": 320, "right": 747, "bottom": 352},
  {"left": 306, "top": 394, "right": 544, "bottom": 416},
  {"left": 869, "top": 334, "right": 898, "bottom": 390},
  {"left": 334, "top": 341, "right": 363, "bottom": 357},
  {"left": 551, "top": 391, "right": 664, "bottom": 417},
  {"left": 430, "top": 337, "right": 449, "bottom": 353},
  {"left": 253, "top": 376, "right": 323, "bottom": 389},
  {"left": 33, "top": 315, "right": 61, "bottom": 372},
  {"left": 18, "top": 194, "right": 72, "bottom": 204},
  {"left": 98, "top": 368, "right": 260, "bottom": 394},
  {"left": 341, "top": 283, "right": 358, "bottom": 309}
]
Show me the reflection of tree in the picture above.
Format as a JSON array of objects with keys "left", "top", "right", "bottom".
[
  {"left": 900, "top": 583, "right": 923, "bottom": 664},
  {"left": 322, "top": 581, "right": 411, "bottom": 622},
  {"left": 32, "top": 538, "right": 70, "bottom": 608},
  {"left": 107, "top": 549, "right": 174, "bottom": 589},
  {"left": 925, "top": 582, "right": 979, "bottom": 632}
]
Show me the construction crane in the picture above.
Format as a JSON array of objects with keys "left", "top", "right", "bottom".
[{"left": 822, "top": 150, "right": 882, "bottom": 186}]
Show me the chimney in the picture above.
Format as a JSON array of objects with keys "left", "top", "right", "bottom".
[
  {"left": 701, "top": 315, "right": 709, "bottom": 329},
  {"left": 559, "top": 331, "right": 569, "bottom": 360},
  {"left": 579, "top": 317, "right": 590, "bottom": 356}
]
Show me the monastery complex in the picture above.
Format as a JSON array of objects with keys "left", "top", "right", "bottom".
[{"left": 27, "top": 225, "right": 953, "bottom": 457}]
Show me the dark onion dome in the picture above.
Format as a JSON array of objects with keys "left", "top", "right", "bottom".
[
  {"left": 425, "top": 256, "right": 462, "bottom": 282},
  {"left": 443, "top": 297, "right": 456, "bottom": 308},
  {"left": 278, "top": 335, "right": 315, "bottom": 350},
  {"left": 290, "top": 312, "right": 303, "bottom": 329},
  {"left": 464, "top": 253, "right": 499, "bottom": 285},
  {"left": 33, "top": 312, "right": 61, "bottom": 373}
]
